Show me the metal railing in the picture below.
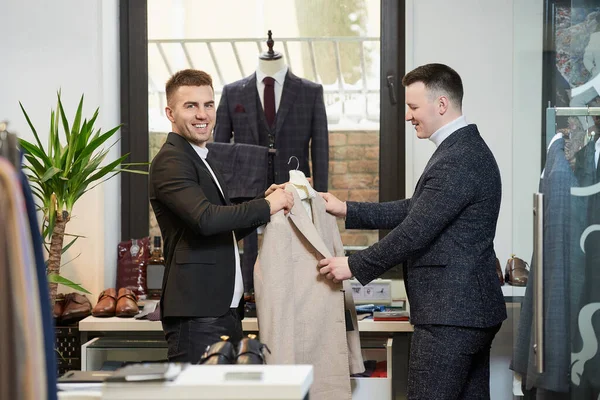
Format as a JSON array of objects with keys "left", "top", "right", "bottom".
[{"left": 148, "top": 36, "right": 381, "bottom": 127}]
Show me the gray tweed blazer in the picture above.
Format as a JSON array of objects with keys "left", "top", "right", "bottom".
[{"left": 347, "top": 124, "right": 507, "bottom": 328}]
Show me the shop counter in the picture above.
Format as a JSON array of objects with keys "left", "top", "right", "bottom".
[{"left": 78, "top": 316, "right": 413, "bottom": 400}]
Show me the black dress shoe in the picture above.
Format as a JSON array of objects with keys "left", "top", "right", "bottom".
[
  {"left": 235, "top": 334, "right": 270, "bottom": 365},
  {"left": 199, "top": 336, "right": 236, "bottom": 365}
]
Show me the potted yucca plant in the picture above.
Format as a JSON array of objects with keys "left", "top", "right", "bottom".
[{"left": 19, "top": 92, "right": 146, "bottom": 303}]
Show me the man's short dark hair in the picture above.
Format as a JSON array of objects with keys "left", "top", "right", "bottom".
[
  {"left": 166, "top": 69, "right": 213, "bottom": 105},
  {"left": 402, "top": 63, "right": 464, "bottom": 109}
]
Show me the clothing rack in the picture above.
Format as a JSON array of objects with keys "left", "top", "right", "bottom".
[
  {"left": 0, "top": 121, "right": 19, "bottom": 168},
  {"left": 546, "top": 106, "right": 600, "bottom": 148}
]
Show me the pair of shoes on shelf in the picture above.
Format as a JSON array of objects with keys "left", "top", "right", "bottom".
[
  {"left": 53, "top": 293, "right": 92, "bottom": 325},
  {"left": 496, "top": 255, "right": 529, "bottom": 286},
  {"left": 199, "top": 334, "right": 270, "bottom": 365},
  {"left": 92, "top": 288, "right": 139, "bottom": 318}
]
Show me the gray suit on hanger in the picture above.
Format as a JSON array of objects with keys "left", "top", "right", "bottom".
[{"left": 512, "top": 138, "right": 583, "bottom": 396}]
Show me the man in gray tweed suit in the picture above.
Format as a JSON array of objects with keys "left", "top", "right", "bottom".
[{"left": 318, "top": 63, "right": 507, "bottom": 399}]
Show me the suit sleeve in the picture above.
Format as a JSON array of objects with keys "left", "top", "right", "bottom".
[
  {"left": 348, "top": 160, "right": 476, "bottom": 285},
  {"left": 214, "top": 85, "right": 233, "bottom": 143},
  {"left": 310, "top": 85, "right": 329, "bottom": 192},
  {"left": 151, "top": 149, "right": 270, "bottom": 236},
  {"left": 345, "top": 199, "right": 411, "bottom": 230}
]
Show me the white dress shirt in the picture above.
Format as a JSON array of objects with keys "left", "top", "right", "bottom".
[
  {"left": 256, "top": 66, "right": 288, "bottom": 112},
  {"left": 429, "top": 115, "right": 468, "bottom": 148},
  {"left": 190, "top": 143, "right": 244, "bottom": 308}
]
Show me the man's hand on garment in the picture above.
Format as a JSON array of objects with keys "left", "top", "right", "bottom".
[
  {"left": 319, "top": 192, "right": 347, "bottom": 218},
  {"left": 265, "top": 183, "right": 287, "bottom": 197},
  {"left": 266, "top": 188, "right": 294, "bottom": 215},
  {"left": 318, "top": 257, "right": 352, "bottom": 283}
]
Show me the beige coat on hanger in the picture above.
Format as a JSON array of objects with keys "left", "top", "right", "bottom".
[{"left": 254, "top": 185, "right": 364, "bottom": 400}]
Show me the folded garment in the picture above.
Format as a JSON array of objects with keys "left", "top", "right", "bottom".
[
  {"left": 135, "top": 300, "right": 161, "bottom": 321},
  {"left": 355, "top": 304, "right": 386, "bottom": 314}
]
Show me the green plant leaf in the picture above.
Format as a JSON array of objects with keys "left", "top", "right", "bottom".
[
  {"left": 70, "top": 95, "right": 85, "bottom": 143},
  {"left": 41, "top": 166, "right": 62, "bottom": 183},
  {"left": 57, "top": 93, "right": 71, "bottom": 146},
  {"left": 19, "top": 101, "right": 45, "bottom": 153},
  {"left": 61, "top": 237, "right": 78, "bottom": 254},
  {"left": 113, "top": 168, "right": 148, "bottom": 174},
  {"left": 18, "top": 138, "right": 50, "bottom": 167},
  {"left": 73, "top": 125, "right": 121, "bottom": 166},
  {"left": 46, "top": 273, "right": 91, "bottom": 294},
  {"left": 83, "top": 153, "right": 129, "bottom": 186}
]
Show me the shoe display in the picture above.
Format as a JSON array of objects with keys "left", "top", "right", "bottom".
[
  {"left": 60, "top": 293, "right": 92, "bottom": 325},
  {"left": 92, "top": 288, "right": 117, "bottom": 317},
  {"left": 505, "top": 255, "right": 529, "bottom": 287},
  {"left": 235, "top": 334, "right": 270, "bottom": 365},
  {"left": 200, "top": 336, "right": 236, "bottom": 365},
  {"left": 496, "top": 257, "right": 504, "bottom": 286},
  {"left": 115, "top": 288, "right": 139, "bottom": 318}
]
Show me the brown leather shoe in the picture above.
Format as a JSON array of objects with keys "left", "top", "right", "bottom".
[
  {"left": 505, "top": 255, "right": 529, "bottom": 287},
  {"left": 92, "top": 288, "right": 117, "bottom": 317},
  {"left": 496, "top": 258, "right": 504, "bottom": 285},
  {"left": 53, "top": 293, "right": 65, "bottom": 321},
  {"left": 61, "top": 293, "right": 92, "bottom": 325},
  {"left": 115, "top": 288, "right": 139, "bottom": 318}
]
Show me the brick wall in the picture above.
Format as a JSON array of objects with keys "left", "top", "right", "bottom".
[{"left": 149, "top": 130, "right": 380, "bottom": 248}]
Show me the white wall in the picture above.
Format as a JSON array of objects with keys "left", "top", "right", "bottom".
[{"left": 0, "top": 0, "right": 121, "bottom": 300}]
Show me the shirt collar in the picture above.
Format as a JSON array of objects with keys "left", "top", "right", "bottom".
[
  {"left": 429, "top": 115, "right": 467, "bottom": 147},
  {"left": 256, "top": 65, "right": 289, "bottom": 86},
  {"left": 189, "top": 142, "right": 209, "bottom": 160}
]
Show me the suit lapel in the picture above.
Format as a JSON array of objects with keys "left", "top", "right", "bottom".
[
  {"left": 241, "top": 74, "right": 260, "bottom": 143},
  {"left": 274, "top": 71, "right": 300, "bottom": 137},
  {"left": 285, "top": 185, "right": 332, "bottom": 259},
  {"left": 420, "top": 125, "right": 470, "bottom": 180},
  {"left": 166, "top": 132, "right": 228, "bottom": 205},
  {"left": 205, "top": 158, "right": 232, "bottom": 205}
]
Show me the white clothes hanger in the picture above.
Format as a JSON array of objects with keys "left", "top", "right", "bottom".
[{"left": 288, "top": 156, "right": 316, "bottom": 197}]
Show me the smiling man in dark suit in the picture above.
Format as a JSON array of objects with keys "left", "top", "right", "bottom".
[
  {"left": 149, "top": 69, "right": 293, "bottom": 363},
  {"left": 318, "top": 63, "right": 507, "bottom": 399}
]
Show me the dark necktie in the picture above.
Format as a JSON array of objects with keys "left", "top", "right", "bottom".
[{"left": 263, "top": 77, "right": 276, "bottom": 127}]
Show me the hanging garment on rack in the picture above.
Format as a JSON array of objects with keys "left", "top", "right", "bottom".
[
  {"left": 573, "top": 137, "right": 600, "bottom": 394},
  {"left": 18, "top": 151, "right": 57, "bottom": 400},
  {"left": 254, "top": 185, "right": 364, "bottom": 400},
  {"left": 512, "top": 138, "right": 582, "bottom": 395},
  {"left": 0, "top": 158, "right": 47, "bottom": 400}
]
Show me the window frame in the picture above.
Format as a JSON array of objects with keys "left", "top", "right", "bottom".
[{"left": 119, "top": 0, "right": 406, "bottom": 243}]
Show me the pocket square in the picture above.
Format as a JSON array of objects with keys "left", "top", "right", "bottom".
[{"left": 235, "top": 104, "right": 246, "bottom": 113}]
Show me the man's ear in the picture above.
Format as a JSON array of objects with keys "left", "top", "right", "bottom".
[
  {"left": 438, "top": 96, "right": 450, "bottom": 115},
  {"left": 165, "top": 106, "right": 175, "bottom": 123}
]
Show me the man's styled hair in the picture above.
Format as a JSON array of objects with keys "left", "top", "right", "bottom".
[
  {"left": 402, "top": 63, "right": 464, "bottom": 109},
  {"left": 165, "top": 69, "right": 213, "bottom": 105}
]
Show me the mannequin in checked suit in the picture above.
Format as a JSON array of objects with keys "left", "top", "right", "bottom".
[{"left": 214, "top": 32, "right": 329, "bottom": 294}]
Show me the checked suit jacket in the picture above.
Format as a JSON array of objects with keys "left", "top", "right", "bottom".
[
  {"left": 214, "top": 70, "right": 329, "bottom": 192},
  {"left": 347, "top": 124, "right": 507, "bottom": 329}
]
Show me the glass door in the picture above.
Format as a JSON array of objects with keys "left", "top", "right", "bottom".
[{"left": 512, "top": 2, "right": 600, "bottom": 398}]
